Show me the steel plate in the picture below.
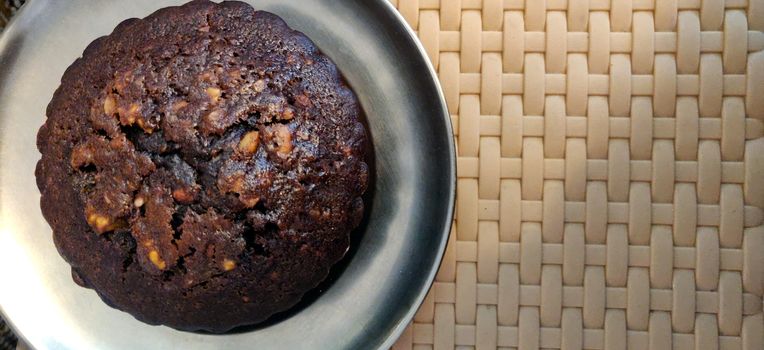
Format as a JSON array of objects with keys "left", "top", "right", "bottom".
[{"left": 0, "top": 0, "right": 455, "bottom": 349}]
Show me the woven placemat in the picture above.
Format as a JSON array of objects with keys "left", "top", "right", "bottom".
[{"left": 389, "top": 0, "right": 764, "bottom": 349}]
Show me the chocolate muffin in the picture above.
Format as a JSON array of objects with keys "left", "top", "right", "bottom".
[{"left": 35, "top": 0, "right": 368, "bottom": 332}]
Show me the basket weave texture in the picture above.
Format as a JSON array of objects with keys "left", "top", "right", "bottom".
[{"left": 389, "top": 0, "right": 764, "bottom": 349}]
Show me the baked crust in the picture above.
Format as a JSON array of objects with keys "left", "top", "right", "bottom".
[{"left": 35, "top": 0, "right": 367, "bottom": 332}]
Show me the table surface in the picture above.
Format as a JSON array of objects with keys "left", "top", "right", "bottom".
[
  {"left": 3, "top": 0, "right": 764, "bottom": 349},
  {"left": 388, "top": 0, "right": 764, "bottom": 349}
]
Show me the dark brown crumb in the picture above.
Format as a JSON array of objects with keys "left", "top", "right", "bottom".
[{"left": 35, "top": 0, "right": 367, "bottom": 332}]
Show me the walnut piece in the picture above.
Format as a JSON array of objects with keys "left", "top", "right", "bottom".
[
  {"left": 273, "top": 124, "right": 292, "bottom": 156},
  {"left": 223, "top": 259, "right": 236, "bottom": 271},
  {"left": 133, "top": 196, "right": 145, "bottom": 208},
  {"left": 172, "top": 100, "right": 189, "bottom": 112},
  {"left": 172, "top": 188, "right": 195, "bottom": 204},
  {"left": 103, "top": 96, "right": 117, "bottom": 115},
  {"left": 148, "top": 250, "right": 167, "bottom": 270},
  {"left": 281, "top": 107, "right": 294, "bottom": 120},
  {"left": 70, "top": 144, "right": 94, "bottom": 169},
  {"left": 253, "top": 79, "right": 265, "bottom": 92},
  {"left": 237, "top": 131, "right": 260, "bottom": 156},
  {"left": 206, "top": 87, "right": 222, "bottom": 103},
  {"left": 85, "top": 210, "right": 125, "bottom": 234}
]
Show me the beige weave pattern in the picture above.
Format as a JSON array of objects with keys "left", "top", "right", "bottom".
[{"left": 389, "top": 0, "right": 764, "bottom": 349}]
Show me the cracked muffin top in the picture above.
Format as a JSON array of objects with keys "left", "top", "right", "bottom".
[{"left": 35, "top": 0, "right": 368, "bottom": 332}]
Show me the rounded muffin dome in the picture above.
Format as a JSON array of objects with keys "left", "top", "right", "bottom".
[{"left": 36, "top": 0, "right": 368, "bottom": 332}]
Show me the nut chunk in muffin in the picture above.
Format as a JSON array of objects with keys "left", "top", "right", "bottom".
[{"left": 35, "top": 0, "right": 368, "bottom": 332}]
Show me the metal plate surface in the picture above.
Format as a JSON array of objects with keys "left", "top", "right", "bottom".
[{"left": 0, "top": 0, "right": 454, "bottom": 349}]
